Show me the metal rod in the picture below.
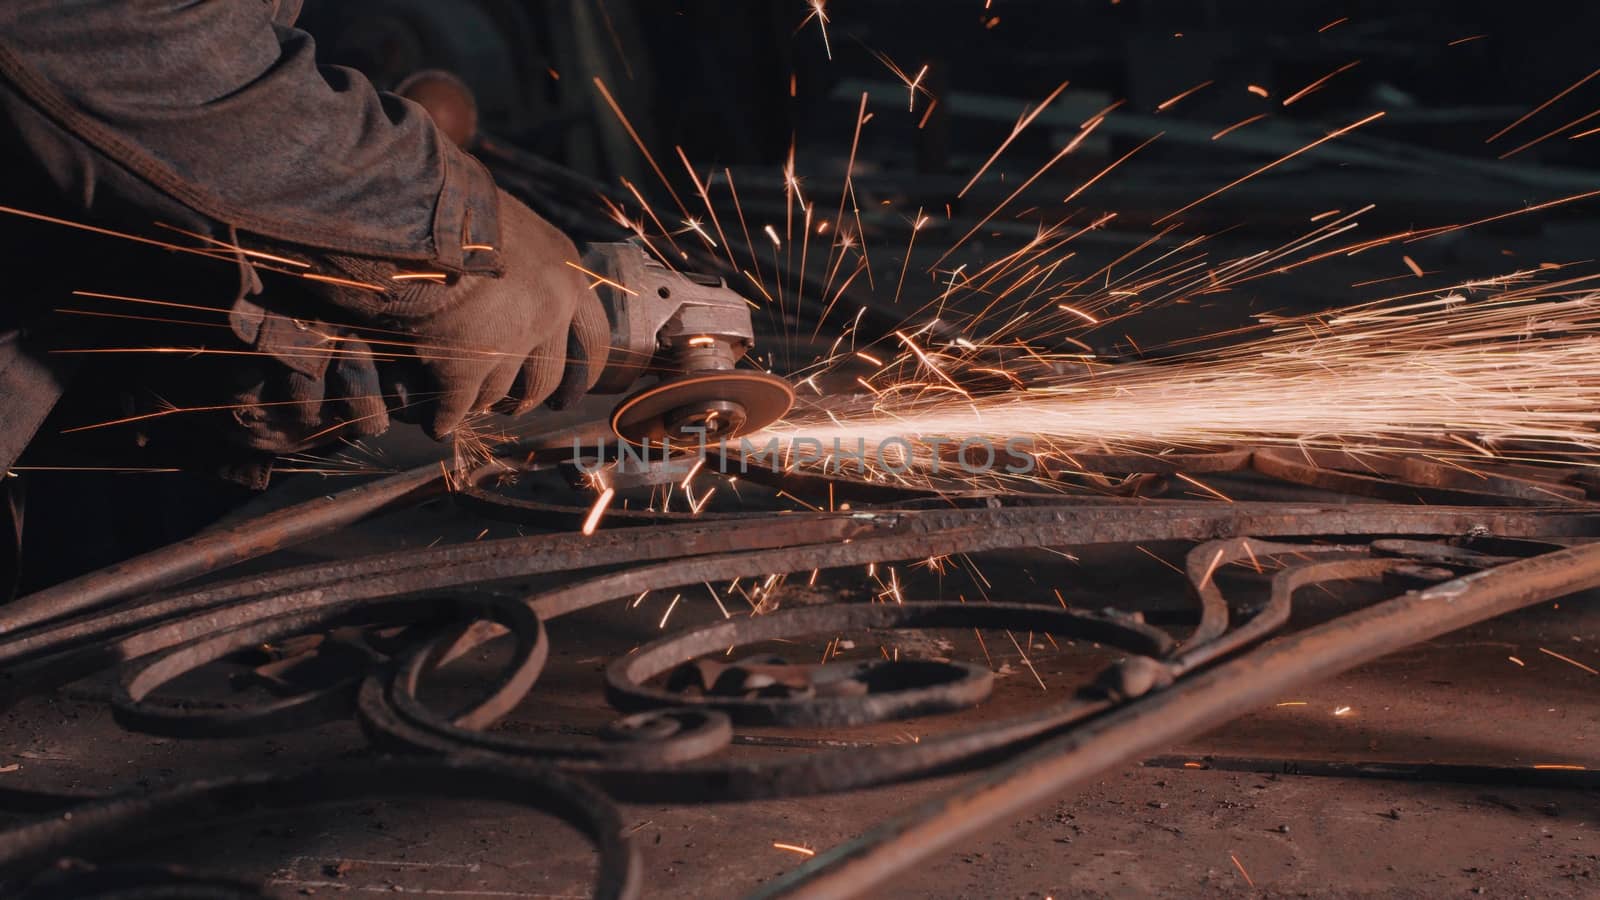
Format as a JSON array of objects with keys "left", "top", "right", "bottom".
[
  {"left": 757, "top": 540, "right": 1600, "bottom": 899},
  {"left": 0, "top": 424, "right": 607, "bottom": 635}
]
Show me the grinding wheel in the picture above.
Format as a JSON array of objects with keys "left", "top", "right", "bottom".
[{"left": 610, "top": 371, "right": 794, "bottom": 444}]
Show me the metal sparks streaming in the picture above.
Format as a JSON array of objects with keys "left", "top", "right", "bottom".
[{"left": 768, "top": 281, "right": 1600, "bottom": 474}]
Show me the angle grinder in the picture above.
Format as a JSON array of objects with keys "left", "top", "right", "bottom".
[
  {"left": 581, "top": 242, "right": 793, "bottom": 444},
  {"left": 392, "top": 77, "right": 790, "bottom": 443}
]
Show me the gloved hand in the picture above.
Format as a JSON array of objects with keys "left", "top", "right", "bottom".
[
  {"left": 388, "top": 191, "right": 611, "bottom": 439},
  {"left": 226, "top": 315, "right": 390, "bottom": 454},
  {"left": 242, "top": 189, "right": 612, "bottom": 444}
]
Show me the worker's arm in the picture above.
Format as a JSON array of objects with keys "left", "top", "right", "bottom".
[
  {"left": 0, "top": 0, "right": 607, "bottom": 444},
  {"left": 0, "top": 0, "right": 495, "bottom": 274}
]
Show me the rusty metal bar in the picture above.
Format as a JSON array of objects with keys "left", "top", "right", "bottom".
[
  {"left": 756, "top": 540, "right": 1600, "bottom": 899},
  {"left": 0, "top": 424, "right": 611, "bottom": 636},
  {"left": 0, "top": 461, "right": 446, "bottom": 636}
]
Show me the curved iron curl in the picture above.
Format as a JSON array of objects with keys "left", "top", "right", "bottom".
[
  {"left": 110, "top": 593, "right": 544, "bottom": 739},
  {"left": 0, "top": 757, "right": 642, "bottom": 900}
]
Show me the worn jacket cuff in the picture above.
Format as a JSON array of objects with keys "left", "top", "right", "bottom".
[{"left": 431, "top": 142, "right": 505, "bottom": 276}]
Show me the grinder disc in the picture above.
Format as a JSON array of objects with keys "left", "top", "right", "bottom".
[{"left": 610, "top": 371, "right": 794, "bottom": 444}]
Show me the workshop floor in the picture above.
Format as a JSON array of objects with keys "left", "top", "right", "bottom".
[{"left": 4, "top": 541, "right": 1594, "bottom": 899}]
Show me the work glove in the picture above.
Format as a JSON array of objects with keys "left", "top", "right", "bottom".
[
  {"left": 243, "top": 190, "right": 611, "bottom": 443},
  {"left": 31, "top": 306, "right": 392, "bottom": 490},
  {"left": 225, "top": 313, "right": 390, "bottom": 454},
  {"left": 397, "top": 192, "right": 611, "bottom": 438}
]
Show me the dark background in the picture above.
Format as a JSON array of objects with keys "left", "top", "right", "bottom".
[{"left": 298, "top": 0, "right": 1600, "bottom": 177}]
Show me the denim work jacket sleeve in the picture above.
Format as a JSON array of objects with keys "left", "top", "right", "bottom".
[{"left": 0, "top": 0, "right": 503, "bottom": 276}]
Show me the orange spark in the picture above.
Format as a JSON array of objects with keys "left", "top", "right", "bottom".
[
  {"left": 1155, "top": 111, "right": 1386, "bottom": 225},
  {"left": 1498, "top": 106, "right": 1600, "bottom": 158},
  {"left": 658, "top": 593, "right": 682, "bottom": 629},
  {"left": 1487, "top": 66, "right": 1600, "bottom": 143},
  {"left": 582, "top": 486, "right": 616, "bottom": 536},
  {"left": 0, "top": 204, "right": 249, "bottom": 261},
  {"left": 675, "top": 145, "right": 737, "bottom": 269},
  {"left": 1538, "top": 646, "right": 1598, "bottom": 676},
  {"left": 1196, "top": 547, "right": 1226, "bottom": 591},
  {"left": 1056, "top": 304, "right": 1098, "bottom": 324},
  {"left": 800, "top": 0, "right": 832, "bottom": 60},
  {"left": 682, "top": 217, "right": 717, "bottom": 248},
  {"left": 958, "top": 80, "right": 1072, "bottom": 198},
  {"left": 893, "top": 207, "right": 929, "bottom": 305},
  {"left": 593, "top": 77, "right": 691, "bottom": 219},
  {"left": 1176, "top": 472, "right": 1234, "bottom": 503},
  {"left": 564, "top": 259, "right": 639, "bottom": 296},
  {"left": 1282, "top": 60, "right": 1361, "bottom": 107},
  {"left": 151, "top": 222, "right": 311, "bottom": 268},
  {"left": 1230, "top": 854, "right": 1256, "bottom": 888},
  {"left": 1156, "top": 79, "right": 1214, "bottom": 112},
  {"left": 1212, "top": 113, "right": 1267, "bottom": 140},
  {"left": 301, "top": 272, "right": 387, "bottom": 292},
  {"left": 1407, "top": 187, "right": 1600, "bottom": 242},
  {"left": 908, "top": 63, "right": 930, "bottom": 111},
  {"left": 894, "top": 330, "right": 967, "bottom": 395},
  {"left": 1065, "top": 133, "right": 1162, "bottom": 205},
  {"left": 619, "top": 176, "right": 686, "bottom": 259},
  {"left": 935, "top": 116, "right": 1106, "bottom": 267},
  {"left": 824, "top": 92, "right": 871, "bottom": 301}
]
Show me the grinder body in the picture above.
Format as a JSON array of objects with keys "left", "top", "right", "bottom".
[{"left": 582, "top": 243, "right": 792, "bottom": 442}]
